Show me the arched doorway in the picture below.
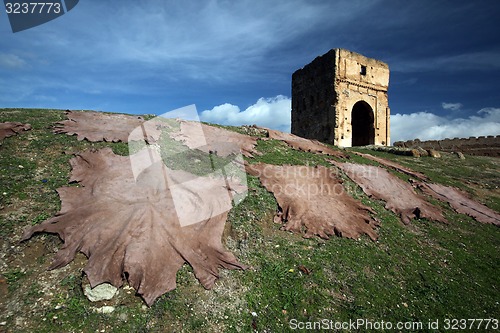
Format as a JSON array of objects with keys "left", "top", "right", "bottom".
[{"left": 351, "top": 101, "right": 375, "bottom": 146}]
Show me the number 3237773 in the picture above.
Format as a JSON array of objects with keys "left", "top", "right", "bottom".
[{"left": 5, "top": 2, "right": 62, "bottom": 14}]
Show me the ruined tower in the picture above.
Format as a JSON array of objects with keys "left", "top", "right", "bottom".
[{"left": 292, "top": 49, "right": 390, "bottom": 147}]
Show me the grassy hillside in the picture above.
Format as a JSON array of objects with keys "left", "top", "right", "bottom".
[{"left": 0, "top": 108, "right": 499, "bottom": 332}]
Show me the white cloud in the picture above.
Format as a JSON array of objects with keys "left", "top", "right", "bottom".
[
  {"left": 441, "top": 102, "right": 462, "bottom": 111},
  {"left": 391, "top": 108, "right": 500, "bottom": 142},
  {"left": 199, "top": 99, "right": 500, "bottom": 144},
  {"left": 0, "top": 53, "right": 26, "bottom": 69},
  {"left": 200, "top": 95, "right": 291, "bottom": 132}
]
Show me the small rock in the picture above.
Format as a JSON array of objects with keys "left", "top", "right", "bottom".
[
  {"left": 427, "top": 149, "right": 441, "bottom": 158},
  {"left": 93, "top": 306, "right": 116, "bottom": 314},
  {"left": 83, "top": 283, "right": 118, "bottom": 302},
  {"left": 416, "top": 147, "right": 428, "bottom": 157},
  {"left": 118, "top": 312, "right": 128, "bottom": 321},
  {"left": 15, "top": 317, "right": 24, "bottom": 326},
  {"left": 455, "top": 151, "right": 466, "bottom": 159},
  {"left": 410, "top": 149, "right": 421, "bottom": 157}
]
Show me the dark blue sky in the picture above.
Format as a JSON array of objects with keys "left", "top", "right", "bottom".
[{"left": 1, "top": 0, "right": 499, "bottom": 141}]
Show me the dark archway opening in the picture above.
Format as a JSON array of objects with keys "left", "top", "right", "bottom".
[{"left": 351, "top": 101, "right": 375, "bottom": 146}]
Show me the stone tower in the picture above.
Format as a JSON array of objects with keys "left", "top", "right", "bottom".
[{"left": 291, "top": 49, "right": 390, "bottom": 147}]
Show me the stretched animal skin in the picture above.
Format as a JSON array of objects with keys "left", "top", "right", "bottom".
[
  {"left": 333, "top": 162, "right": 447, "bottom": 225},
  {"left": 246, "top": 163, "right": 379, "bottom": 240},
  {"left": 265, "top": 128, "right": 348, "bottom": 159},
  {"left": 53, "top": 110, "right": 164, "bottom": 143},
  {"left": 352, "top": 152, "right": 428, "bottom": 180},
  {"left": 0, "top": 122, "right": 31, "bottom": 141},
  {"left": 22, "top": 147, "right": 246, "bottom": 306},
  {"left": 416, "top": 182, "right": 500, "bottom": 226},
  {"left": 171, "top": 120, "right": 259, "bottom": 158}
]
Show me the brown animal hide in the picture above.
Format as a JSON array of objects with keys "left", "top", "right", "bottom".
[
  {"left": 353, "top": 152, "right": 428, "bottom": 180},
  {"left": 21, "top": 147, "right": 246, "bottom": 306},
  {"left": 171, "top": 120, "right": 259, "bottom": 157},
  {"left": 245, "top": 163, "right": 379, "bottom": 240},
  {"left": 333, "top": 162, "right": 447, "bottom": 225},
  {"left": 416, "top": 182, "right": 500, "bottom": 226},
  {"left": 0, "top": 122, "right": 31, "bottom": 141},
  {"left": 53, "top": 110, "right": 164, "bottom": 143},
  {"left": 265, "top": 128, "right": 348, "bottom": 159}
]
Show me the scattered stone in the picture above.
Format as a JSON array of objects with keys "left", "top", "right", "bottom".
[
  {"left": 363, "top": 145, "right": 424, "bottom": 157},
  {"left": 427, "top": 149, "right": 441, "bottom": 158},
  {"left": 395, "top": 136, "right": 500, "bottom": 158},
  {"left": 416, "top": 147, "right": 429, "bottom": 157},
  {"left": 118, "top": 312, "right": 128, "bottom": 321},
  {"left": 240, "top": 125, "right": 268, "bottom": 137},
  {"left": 83, "top": 283, "right": 118, "bottom": 302},
  {"left": 92, "top": 306, "right": 116, "bottom": 314},
  {"left": 410, "top": 149, "right": 420, "bottom": 157},
  {"left": 455, "top": 151, "right": 466, "bottom": 159},
  {"left": 15, "top": 317, "right": 24, "bottom": 327}
]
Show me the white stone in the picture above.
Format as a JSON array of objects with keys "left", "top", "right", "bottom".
[
  {"left": 83, "top": 283, "right": 118, "bottom": 302},
  {"left": 93, "top": 306, "right": 116, "bottom": 314}
]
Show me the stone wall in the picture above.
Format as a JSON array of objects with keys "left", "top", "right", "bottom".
[
  {"left": 291, "top": 50, "right": 337, "bottom": 144},
  {"left": 394, "top": 136, "right": 500, "bottom": 157},
  {"left": 292, "top": 48, "right": 390, "bottom": 147}
]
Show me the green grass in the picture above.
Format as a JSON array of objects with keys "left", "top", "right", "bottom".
[{"left": 1, "top": 108, "right": 499, "bottom": 332}]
